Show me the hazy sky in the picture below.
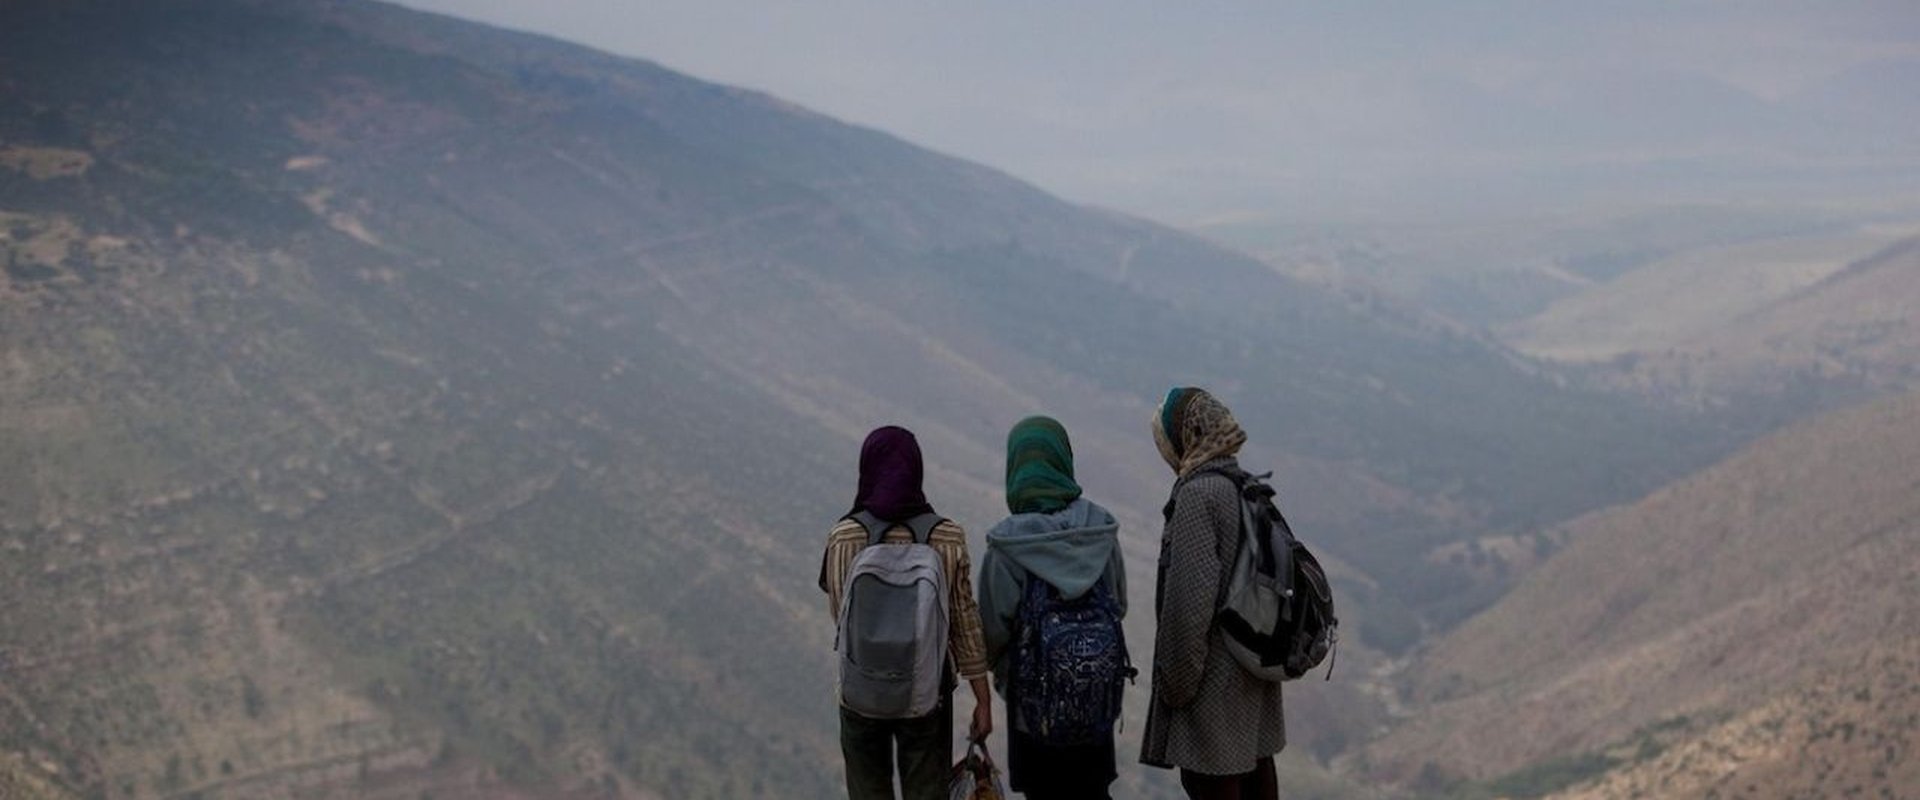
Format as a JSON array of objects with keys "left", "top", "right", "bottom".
[{"left": 393, "top": 1, "right": 1920, "bottom": 224}]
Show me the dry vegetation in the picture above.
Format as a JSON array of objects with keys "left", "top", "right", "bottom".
[
  {"left": 1548, "top": 640, "right": 1920, "bottom": 800},
  {"left": 0, "top": 750, "right": 78, "bottom": 800},
  {"left": 0, "top": 145, "right": 93, "bottom": 181}
]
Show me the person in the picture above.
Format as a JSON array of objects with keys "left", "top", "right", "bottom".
[
  {"left": 978, "top": 416, "right": 1129, "bottom": 800},
  {"left": 1140, "top": 388, "right": 1284, "bottom": 800},
  {"left": 821, "top": 425, "right": 994, "bottom": 800}
]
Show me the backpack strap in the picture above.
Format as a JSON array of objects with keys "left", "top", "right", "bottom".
[
  {"left": 1205, "top": 466, "right": 1275, "bottom": 500},
  {"left": 848, "top": 511, "right": 947, "bottom": 545},
  {"left": 1162, "top": 464, "right": 1265, "bottom": 519},
  {"left": 903, "top": 513, "right": 945, "bottom": 544},
  {"left": 1177, "top": 466, "right": 1294, "bottom": 612},
  {"left": 848, "top": 511, "right": 889, "bottom": 545}
]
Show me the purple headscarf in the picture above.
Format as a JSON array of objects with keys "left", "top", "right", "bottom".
[{"left": 849, "top": 425, "right": 936, "bottom": 522}]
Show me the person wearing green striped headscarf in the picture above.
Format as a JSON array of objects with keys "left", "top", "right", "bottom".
[{"left": 978, "top": 416, "right": 1130, "bottom": 799}]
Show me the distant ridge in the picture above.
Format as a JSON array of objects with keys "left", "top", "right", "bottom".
[{"left": 1504, "top": 227, "right": 1920, "bottom": 407}]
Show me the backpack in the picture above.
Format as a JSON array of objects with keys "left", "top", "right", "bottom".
[
  {"left": 1203, "top": 467, "right": 1338, "bottom": 682},
  {"left": 1009, "top": 569, "right": 1135, "bottom": 745},
  {"left": 835, "top": 511, "right": 951, "bottom": 719}
]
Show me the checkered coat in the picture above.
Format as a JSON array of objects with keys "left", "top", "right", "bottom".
[{"left": 1139, "top": 458, "right": 1286, "bottom": 774}]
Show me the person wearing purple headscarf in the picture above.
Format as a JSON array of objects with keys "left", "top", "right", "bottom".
[{"left": 821, "top": 426, "right": 993, "bottom": 800}]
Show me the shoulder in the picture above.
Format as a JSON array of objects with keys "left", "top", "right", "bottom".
[
  {"left": 1078, "top": 498, "right": 1119, "bottom": 528},
  {"left": 929, "top": 518, "right": 967, "bottom": 546},
  {"left": 827, "top": 518, "right": 865, "bottom": 545},
  {"left": 1173, "top": 471, "right": 1240, "bottom": 507}
]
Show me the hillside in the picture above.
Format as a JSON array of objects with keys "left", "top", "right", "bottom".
[
  {"left": 1201, "top": 204, "right": 1869, "bottom": 330},
  {"left": 1360, "top": 391, "right": 1920, "bottom": 791},
  {"left": 1546, "top": 640, "right": 1920, "bottom": 800},
  {"left": 1, "top": 1, "right": 1741, "bottom": 797},
  {"left": 1626, "top": 235, "right": 1920, "bottom": 400},
  {"left": 1502, "top": 226, "right": 1920, "bottom": 407},
  {"left": 1501, "top": 225, "right": 1911, "bottom": 361}
]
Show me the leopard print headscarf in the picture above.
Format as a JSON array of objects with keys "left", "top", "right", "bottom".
[{"left": 1152, "top": 387, "right": 1247, "bottom": 477}]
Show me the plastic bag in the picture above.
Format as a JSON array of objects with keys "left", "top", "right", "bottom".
[{"left": 948, "top": 740, "right": 1007, "bottom": 800}]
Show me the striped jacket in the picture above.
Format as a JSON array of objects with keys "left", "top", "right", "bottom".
[{"left": 821, "top": 517, "right": 991, "bottom": 681}]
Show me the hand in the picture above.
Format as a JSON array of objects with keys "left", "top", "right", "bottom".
[{"left": 969, "top": 701, "right": 994, "bottom": 742}]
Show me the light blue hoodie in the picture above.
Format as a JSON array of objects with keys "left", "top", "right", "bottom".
[{"left": 977, "top": 497, "right": 1127, "bottom": 692}]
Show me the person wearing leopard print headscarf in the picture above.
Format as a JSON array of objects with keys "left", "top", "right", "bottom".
[{"left": 1141, "top": 388, "right": 1284, "bottom": 800}]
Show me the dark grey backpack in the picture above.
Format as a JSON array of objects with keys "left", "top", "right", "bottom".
[{"left": 1204, "top": 468, "right": 1338, "bottom": 682}]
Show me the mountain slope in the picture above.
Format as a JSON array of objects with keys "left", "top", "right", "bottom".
[
  {"left": 2, "top": 1, "right": 1743, "bottom": 797},
  {"left": 1360, "top": 391, "right": 1920, "bottom": 789},
  {"left": 1547, "top": 640, "right": 1920, "bottom": 800},
  {"left": 1668, "top": 235, "right": 1920, "bottom": 393},
  {"left": 1501, "top": 225, "right": 1915, "bottom": 363},
  {"left": 1502, "top": 227, "right": 1920, "bottom": 408}
]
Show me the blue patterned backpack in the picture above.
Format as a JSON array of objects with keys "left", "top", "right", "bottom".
[{"left": 1010, "top": 573, "right": 1135, "bottom": 745}]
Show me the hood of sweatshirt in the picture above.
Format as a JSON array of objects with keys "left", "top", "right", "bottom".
[{"left": 985, "top": 497, "right": 1118, "bottom": 599}]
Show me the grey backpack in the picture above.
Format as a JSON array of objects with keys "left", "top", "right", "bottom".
[{"left": 834, "top": 512, "right": 951, "bottom": 719}]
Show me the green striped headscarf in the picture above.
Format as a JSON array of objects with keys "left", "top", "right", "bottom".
[{"left": 1004, "top": 415, "right": 1082, "bottom": 514}]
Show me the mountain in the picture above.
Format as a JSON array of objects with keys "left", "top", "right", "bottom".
[
  {"left": 1, "top": 1, "right": 1742, "bottom": 797},
  {"left": 1622, "top": 233, "right": 1920, "bottom": 401},
  {"left": 1359, "top": 390, "right": 1920, "bottom": 795},
  {"left": 1197, "top": 203, "right": 1871, "bottom": 331},
  {"left": 1501, "top": 225, "right": 1913, "bottom": 362},
  {"left": 1502, "top": 226, "right": 1920, "bottom": 411}
]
